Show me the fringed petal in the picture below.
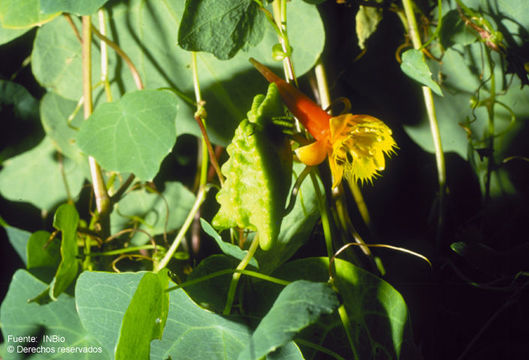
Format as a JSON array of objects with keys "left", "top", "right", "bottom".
[{"left": 328, "top": 114, "right": 397, "bottom": 186}]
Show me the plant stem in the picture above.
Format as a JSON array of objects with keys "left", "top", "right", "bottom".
[
  {"left": 401, "top": 0, "right": 446, "bottom": 244},
  {"left": 82, "top": 16, "right": 111, "bottom": 231},
  {"left": 272, "top": 0, "right": 296, "bottom": 84},
  {"left": 338, "top": 305, "right": 358, "bottom": 360},
  {"left": 154, "top": 186, "right": 207, "bottom": 272},
  {"left": 483, "top": 48, "right": 496, "bottom": 203},
  {"left": 90, "top": 24, "right": 144, "bottom": 90},
  {"left": 191, "top": 52, "right": 224, "bottom": 186},
  {"left": 167, "top": 268, "right": 290, "bottom": 293},
  {"left": 223, "top": 235, "right": 260, "bottom": 314}
]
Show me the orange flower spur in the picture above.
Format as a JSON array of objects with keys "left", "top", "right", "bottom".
[{"left": 249, "top": 58, "right": 397, "bottom": 188}]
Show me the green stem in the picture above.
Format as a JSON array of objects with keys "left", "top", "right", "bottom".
[
  {"left": 191, "top": 53, "right": 224, "bottom": 185},
  {"left": 338, "top": 305, "right": 358, "bottom": 359},
  {"left": 82, "top": 16, "right": 111, "bottom": 235},
  {"left": 223, "top": 235, "right": 260, "bottom": 314},
  {"left": 167, "top": 268, "right": 290, "bottom": 292},
  {"left": 311, "top": 171, "right": 334, "bottom": 259},
  {"left": 402, "top": 0, "right": 446, "bottom": 244},
  {"left": 154, "top": 186, "right": 207, "bottom": 272},
  {"left": 91, "top": 244, "right": 156, "bottom": 256},
  {"left": 483, "top": 48, "right": 496, "bottom": 203},
  {"left": 90, "top": 24, "right": 144, "bottom": 90}
]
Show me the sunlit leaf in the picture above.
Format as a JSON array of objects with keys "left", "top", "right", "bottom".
[
  {"left": 40, "top": 92, "right": 86, "bottom": 163},
  {"left": 355, "top": 4, "right": 382, "bottom": 50},
  {"left": 31, "top": 15, "right": 101, "bottom": 101},
  {"left": 0, "top": 0, "right": 59, "bottom": 29},
  {"left": 110, "top": 182, "right": 195, "bottom": 246},
  {"left": 254, "top": 162, "right": 321, "bottom": 274},
  {"left": 200, "top": 218, "right": 259, "bottom": 268},
  {"left": 212, "top": 84, "right": 292, "bottom": 251},
  {"left": 40, "top": 0, "right": 110, "bottom": 15},
  {"left": 178, "top": 0, "right": 264, "bottom": 60},
  {"left": 76, "top": 89, "right": 178, "bottom": 181},
  {"left": 238, "top": 280, "right": 339, "bottom": 360},
  {"left": 0, "top": 137, "right": 86, "bottom": 210},
  {"left": 49, "top": 203, "right": 80, "bottom": 300},
  {"left": 0, "top": 18, "right": 29, "bottom": 45},
  {"left": 115, "top": 271, "right": 169, "bottom": 360},
  {"left": 30, "top": 0, "right": 324, "bottom": 145},
  {"left": 0, "top": 270, "right": 108, "bottom": 359},
  {"left": 0, "top": 216, "right": 31, "bottom": 265},
  {"left": 26, "top": 230, "right": 60, "bottom": 270},
  {"left": 400, "top": 49, "right": 443, "bottom": 96},
  {"left": 253, "top": 257, "right": 420, "bottom": 359},
  {"left": 76, "top": 271, "right": 146, "bottom": 356}
]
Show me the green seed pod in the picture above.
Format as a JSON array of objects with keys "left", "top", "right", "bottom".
[{"left": 212, "top": 83, "right": 292, "bottom": 250}]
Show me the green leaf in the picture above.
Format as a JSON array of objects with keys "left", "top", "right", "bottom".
[
  {"left": 238, "top": 280, "right": 339, "bottom": 360},
  {"left": 333, "top": 259, "right": 419, "bottom": 359},
  {"left": 76, "top": 89, "right": 178, "bottom": 181},
  {"left": 0, "top": 216, "right": 31, "bottom": 265},
  {"left": 115, "top": 271, "right": 170, "bottom": 360},
  {"left": 254, "top": 258, "right": 419, "bottom": 359},
  {"left": 404, "top": 46, "right": 529, "bottom": 197},
  {"left": 26, "top": 230, "right": 60, "bottom": 269},
  {"left": 77, "top": 271, "right": 297, "bottom": 360},
  {"left": 150, "top": 287, "right": 253, "bottom": 359},
  {"left": 40, "top": 0, "right": 110, "bottom": 15},
  {"left": 0, "top": 0, "right": 59, "bottom": 29},
  {"left": 178, "top": 0, "right": 264, "bottom": 60},
  {"left": 40, "top": 92, "right": 86, "bottom": 163},
  {"left": 200, "top": 218, "right": 259, "bottom": 268},
  {"left": 212, "top": 83, "right": 292, "bottom": 250},
  {"left": 184, "top": 255, "right": 241, "bottom": 313},
  {"left": 30, "top": 0, "right": 324, "bottom": 146},
  {"left": 31, "top": 15, "right": 102, "bottom": 101},
  {"left": 0, "top": 18, "right": 29, "bottom": 45},
  {"left": 0, "top": 137, "right": 86, "bottom": 210},
  {"left": 355, "top": 5, "right": 383, "bottom": 50},
  {"left": 439, "top": 10, "right": 476, "bottom": 49},
  {"left": 0, "top": 269, "right": 109, "bottom": 360},
  {"left": 76, "top": 271, "right": 146, "bottom": 356},
  {"left": 49, "top": 203, "right": 80, "bottom": 300},
  {"left": 254, "top": 162, "right": 322, "bottom": 274},
  {"left": 110, "top": 182, "right": 195, "bottom": 245},
  {"left": 400, "top": 49, "right": 443, "bottom": 96}
]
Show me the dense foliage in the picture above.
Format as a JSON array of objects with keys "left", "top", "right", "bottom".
[{"left": 1, "top": 0, "right": 528, "bottom": 359}]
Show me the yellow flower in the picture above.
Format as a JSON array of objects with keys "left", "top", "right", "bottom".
[
  {"left": 327, "top": 114, "right": 397, "bottom": 187},
  {"left": 250, "top": 58, "right": 397, "bottom": 188}
]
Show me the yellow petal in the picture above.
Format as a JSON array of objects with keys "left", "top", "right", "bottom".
[
  {"left": 328, "top": 113, "right": 397, "bottom": 185},
  {"left": 295, "top": 139, "right": 328, "bottom": 166}
]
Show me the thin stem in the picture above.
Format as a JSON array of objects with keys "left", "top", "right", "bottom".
[
  {"left": 97, "top": 10, "right": 112, "bottom": 102},
  {"left": 311, "top": 171, "right": 334, "bottom": 259},
  {"left": 338, "top": 305, "right": 358, "bottom": 359},
  {"left": 483, "top": 48, "right": 496, "bottom": 203},
  {"left": 402, "top": 0, "right": 446, "bottom": 246},
  {"left": 154, "top": 186, "right": 207, "bottom": 272},
  {"left": 191, "top": 53, "right": 224, "bottom": 185},
  {"left": 90, "top": 24, "right": 144, "bottom": 90},
  {"left": 223, "top": 235, "right": 260, "bottom": 314},
  {"left": 82, "top": 16, "right": 111, "bottom": 226},
  {"left": 272, "top": 0, "right": 296, "bottom": 84},
  {"left": 167, "top": 268, "right": 291, "bottom": 293}
]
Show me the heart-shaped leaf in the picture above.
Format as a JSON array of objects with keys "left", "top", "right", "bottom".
[{"left": 76, "top": 89, "right": 178, "bottom": 181}]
